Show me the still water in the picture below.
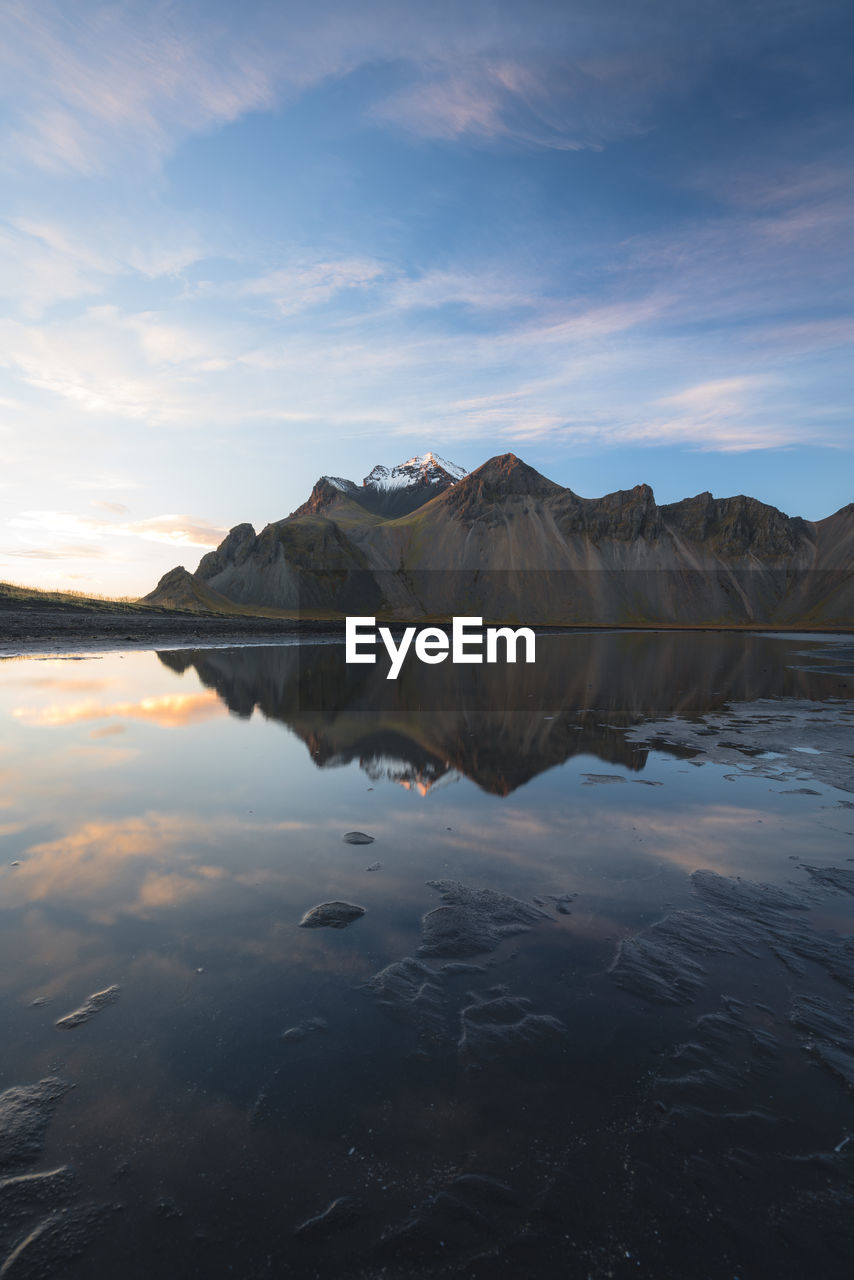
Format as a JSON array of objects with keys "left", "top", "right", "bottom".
[{"left": 1, "top": 631, "right": 853, "bottom": 1278}]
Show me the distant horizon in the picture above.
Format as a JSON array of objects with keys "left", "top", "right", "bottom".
[{"left": 2, "top": 1, "right": 852, "bottom": 596}]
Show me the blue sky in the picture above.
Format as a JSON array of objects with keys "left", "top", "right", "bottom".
[{"left": 1, "top": 0, "right": 852, "bottom": 594}]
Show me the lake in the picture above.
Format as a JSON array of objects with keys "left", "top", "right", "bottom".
[{"left": 1, "top": 630, "right": 853, "bottom": 1278}]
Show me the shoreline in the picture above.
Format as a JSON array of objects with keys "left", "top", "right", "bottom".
[
  {"left": 1, "top": 607, "right": 852, "bottom": 658},
  {"left": 0, "top": 609, "right": 346, "bottom": 657}
]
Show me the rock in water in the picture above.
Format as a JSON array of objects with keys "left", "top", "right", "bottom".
[
  {"left": 362, "top": 957, "right": 447, "bottom": 1047},
  {"left": 458, "top": 992, "right": 566, "bottom": 1064},
  {"left": 343, "top": 831, "right": 374, "bottom": 845},
  {"left": 419, "top": 880, "right": 549, "bottom": 959},
  {"left": 55, "top": 986, "right": 120, "bottom": 1030},
  {"left": 298, "top": 902, "right": 366, "bottom": 929},
  {"left": 0, "top": 1079, "right": 71, "bottom": 1172}
]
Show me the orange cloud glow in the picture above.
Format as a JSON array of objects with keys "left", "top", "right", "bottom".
[{"left": 12, "top": 689, "right": 223, "bottom": 729}]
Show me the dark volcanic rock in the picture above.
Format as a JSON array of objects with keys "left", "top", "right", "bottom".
[
  {"left": 363, "top": 958, "right": 444, "bottom": 1030},
  {"left": 444, "top": 453, "right": 562, "bottom": 521},
  {"left": 292, "top": 477, "right": 357, "bottom": 518},
  {"left": 625, "top": 699, "right": 854, "bottom": 793},
  {"left": 790, "top": 993, "right": 854, "bottom": 1089},
  {"left": 691, "top": 870, "right": 808, "bottom": 916},
  {"left": 802, "top": 865, "right": 854, "bottom": 896},
  {"left": 611, "top": 866, "right": 854, "bottom": 1010},
  {"left": 610, "top": 929, "right": 710, "bottom": 1006},
  {"left": 298, "top": 901, "right": 366, "bottom": 929},
  {"left": 196, "top": 523, "right": 257, "bottom": 581},
  {"left": 55, "top": 985, "right": 120, "bottom": 1029},
  {"left": 0, "top": 1079, "right": 71, "bottom": 1172},
  {"left": 418, "top": 880, "right": 549, "bottom": 959},
  {"left": 458, "top": 991, "right": 565, "bottom": 1065}
]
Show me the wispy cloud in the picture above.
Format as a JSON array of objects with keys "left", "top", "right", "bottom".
[
  {"left": 121, "top": 515, "right": 229, "bottom": 548},
  {"left": 236, "top": 258, "right": 387, "bottom": 316},
  {"left": 13, "top": 690, "right": 222, "bottom": 729},
  {"left": 384, "top": 268, "right": 537, "bottom": 314},
  {"left": 625, "top": 376, "right": 807, "bottom": 452},
  {"left": 0, "top": 214, "right": 202, "bottom": 317},
  {"left": 4, "top": 544, "right": 108, "bottom": 560},
  {"left": 0, "top": 307, "right": 243, "bottom": 422},
  {"left": 92, "top": 500, "right": 129, "bottom": 515},
  {"left": 0, "top": 0, "right": 740, "bottom": 180},
  {"left": 7, "top": 509, "right": 227, "bottom": 554},
  {"left": 748, "top": 318, "right": 854, "bottom": 354},
  {"left": 371, "top": 55, "right": 654, "bottom": 151},
  {"left": 0, "top": 218, "right": 111, "bottom": 317},
  {"left": 0, "top": 0, "right": 278, "bottom": 175}
]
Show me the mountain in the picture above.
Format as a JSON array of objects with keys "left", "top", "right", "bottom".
[
  {"left": 143, "top": 452, "right": 854, "bottom": 627},
  {"left": 293, "top": 451, "right": 466, "bottom": 520}
]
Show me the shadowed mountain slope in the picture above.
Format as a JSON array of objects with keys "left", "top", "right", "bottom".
[{"left": 143, "top": 453, "right": 854, "bottom": 627}]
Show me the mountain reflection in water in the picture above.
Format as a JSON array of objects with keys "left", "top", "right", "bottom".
[{"left": 158, "top": 630, "right": 850, "bottom": 794}]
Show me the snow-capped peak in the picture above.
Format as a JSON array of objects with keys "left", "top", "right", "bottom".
[{"left": 363, "top": 452, "right": 467, "bottom": 492}]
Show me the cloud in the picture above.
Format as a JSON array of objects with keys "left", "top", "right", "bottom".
[
  {"left": 20, "top": 675, "right": 114, "bottom": 691},
  {"left": 0, "top": 307, "right": 243, "bottom": 423},
  {"left": 120, "top": 515, "right": 229, "bottom": 548},
  {"left": 659, "top": 376, "right": 774, "bottom": 413},
  {"left": 748, "top": 318, "right": 854, "bottom": 354},
  {"left": 0, "top": 0, "right": 773, "bottom": 182},
  {"left": 90, "top": 723, "right": 126, "bottom": 739},
  {"left": 6, "top": 508, "right": 227, "bottom": 557},
  {"left": 12, "top": 690, "right": 223, "bottom": 729},
  {"left": 0, "top": 215, "right": 202, "bottom": 318},
  {"left": 121, "top": 312, "right": 232, "bottom": 368},
  {"left": 0, "top": 0, "right": 279, "bottom": 176},
  {"left": 238, "top": 259, "right": 387, "bottom": 316},
  {"left": 371, "top": 56, "right": 650, "bottom": 151},
  {"left": 4, "top": 544, "right": 109, "bottom": 560},
  {"left": 383, "top": 269, "right": 537, "bottom": 314},
  {"left": 92, "top": 500, "right": 129, "bottom": 514},
  {"left": 0, "top": 218, "right": 111, "bottom": 317},
  {"left": 623, "top": 376, "right": 806, "bottom": 452},
  {"left": 1, "top": 264, "right": 840, "bottom": 472},
  {"left": 617, "top": 153, "right": 854, "bottom": 333},
  {"left": 2, "top": 810, "right": 314, "bottom": 922}
]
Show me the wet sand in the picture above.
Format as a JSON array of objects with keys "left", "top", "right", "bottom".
[{"left": 0, "top": 607, "right": 344, "bottom": 656}]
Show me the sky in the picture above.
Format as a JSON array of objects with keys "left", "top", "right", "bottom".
[{"left": 1, "top": 0, "right": 852, "bottom": 596}]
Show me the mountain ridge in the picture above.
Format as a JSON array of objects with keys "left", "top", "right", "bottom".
[{"left": 142, "top": 452, "right": 854, "bottom": 627}]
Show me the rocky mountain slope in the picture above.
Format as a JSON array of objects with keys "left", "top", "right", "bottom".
[{"left": 143, "top": 453, "right": 854, "bottom": 627}]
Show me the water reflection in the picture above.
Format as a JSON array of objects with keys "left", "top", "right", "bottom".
[
  {"left": 160, "top": 631, "right": 852, "bottom": 793},
  {"left": 12, "top": 689, "right": 222, "bottom": 729},
  {"left": 0, "top": 635, "right": 852, "bottom": 1279}
]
